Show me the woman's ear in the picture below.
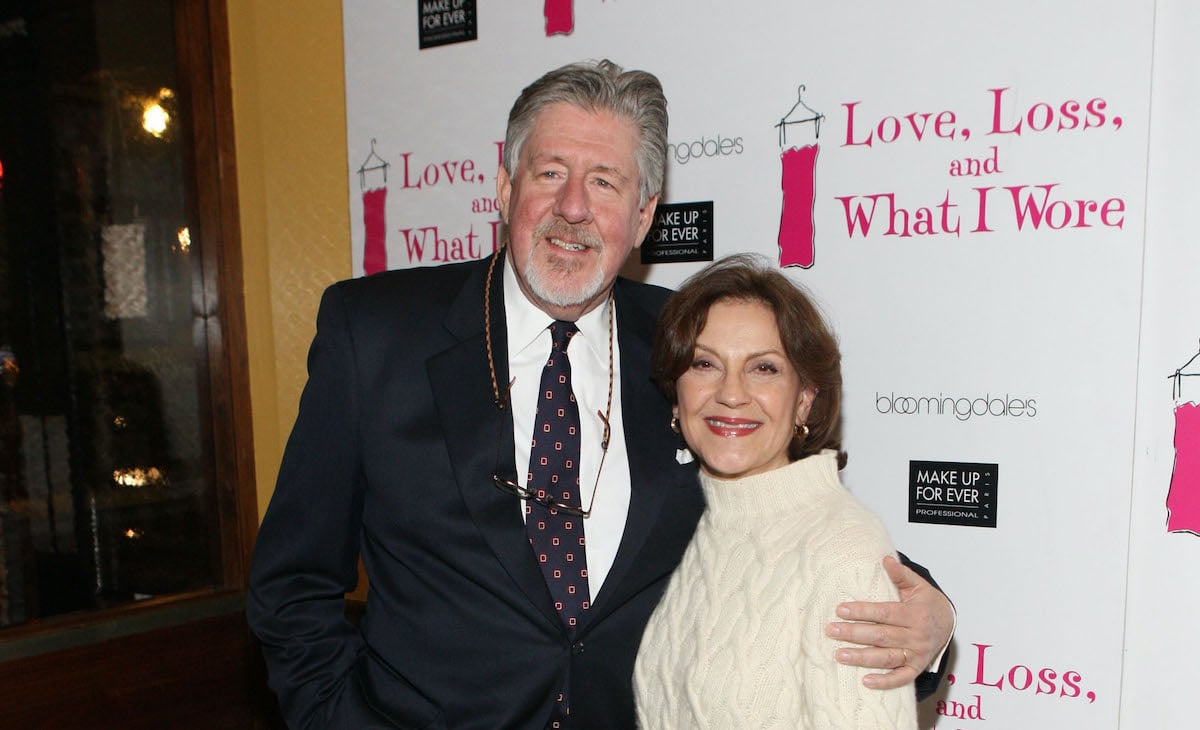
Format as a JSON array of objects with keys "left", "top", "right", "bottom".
[{"left": 795, "top": 386, "right": 817, "bottom": 424}]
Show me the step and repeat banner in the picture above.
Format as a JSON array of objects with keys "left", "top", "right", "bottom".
[
  {"left": 343, "top": 2, "right": 1174, "bottom": 727},
  {"left": 1120, "top": 2, "right": 1200, "bottom": 727}
]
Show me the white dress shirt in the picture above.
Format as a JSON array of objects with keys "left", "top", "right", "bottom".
[{"left": 504, "top": 261, "right": 633, "bottom": 600}]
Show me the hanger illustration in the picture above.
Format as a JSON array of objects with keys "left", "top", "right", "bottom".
[
  {"left": 358, "top": 138, "right": 389, "bottom": 190},
  {"left": 1169, "top": 339, "right": 1200, "bottom": 401},
  {"left": 776, "top": 85, "right": 825, "bottom": 146}
]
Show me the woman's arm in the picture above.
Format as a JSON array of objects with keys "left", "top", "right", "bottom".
[
  {"left": 826, "top": 553, "right": 954, "bottom": 698},
  {"left": 802, "top": 527, "right": 919, "bottom": 729}
]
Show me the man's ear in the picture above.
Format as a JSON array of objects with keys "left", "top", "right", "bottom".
[
  {"left": 632, "top": 194, "right": 660, "bottom": 249},
  {"left": 496, "top": 165, "right": 513, "bottom": 225}
]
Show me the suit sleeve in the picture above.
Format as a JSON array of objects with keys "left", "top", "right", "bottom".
[
  {"left": 247, "top": 284, "right": 368, "bottom": 730},
  {"left": 897, "top": 551, "right": 952, "bottom": 701}
]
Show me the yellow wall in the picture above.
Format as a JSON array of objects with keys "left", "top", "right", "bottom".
[{"left": 226, "top": 1, "right": 351, "bottom": 518}]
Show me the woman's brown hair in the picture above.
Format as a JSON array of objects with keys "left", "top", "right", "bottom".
[{"left": 651, "top": 254, "right": 843, "bottom": 462}]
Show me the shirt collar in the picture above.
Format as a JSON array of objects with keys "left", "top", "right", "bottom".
[{"left": 502, "top": 256, "right": 613, "bottom": 364}]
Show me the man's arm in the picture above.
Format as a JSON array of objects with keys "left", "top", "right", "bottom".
[
  {"left": 246, "top": 284, "right": 368, "bottom": 728},
  {"left": 825, "top": 554, "right": 954, "bottom": 700}
]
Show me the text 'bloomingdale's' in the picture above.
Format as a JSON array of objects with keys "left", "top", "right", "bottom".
[{"left": 876, "top": 392, "right": 1037, "bottom": 421}]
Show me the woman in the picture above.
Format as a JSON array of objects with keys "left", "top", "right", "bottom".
[{"left": 634, "top": 255, "right": 917, "bottom": 729}]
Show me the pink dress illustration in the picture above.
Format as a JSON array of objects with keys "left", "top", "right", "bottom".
[
  {"left": 545, "top": 0, "right": 573, "bottom": 35},
  {"left": 358, "top": 139, "right": 389, "bottom": 276},
  {"left": 778, "top": 145, "right": 819, "bottom": 268},
  {"left": 1167, "top": 347, "right": 1200, "bottom": 535},
  {"left": 776, "top": 85, "right": 824, "bottom": 269}
]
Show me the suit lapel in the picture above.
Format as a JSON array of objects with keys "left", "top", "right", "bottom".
[
  {"left": 426, "top": 252, "right": 561, "bottom": 631},
  {"left": 585, "top": 280, "right": 704, "bottom": 626}
]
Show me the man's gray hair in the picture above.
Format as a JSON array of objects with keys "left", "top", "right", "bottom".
[{"left": 503, "top": 59, "right": 668, "bottom": 208}]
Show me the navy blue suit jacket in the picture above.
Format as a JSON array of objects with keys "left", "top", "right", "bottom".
[{"left": 248, "top": 254, "right": 707, "bottom": 729}]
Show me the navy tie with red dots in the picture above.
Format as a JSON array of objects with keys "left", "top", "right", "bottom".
[
  {"left": 526, "top": 321, "right": 590, "bottom": 627},
  {"left": 525, "top": 321, "right": 589, "bottom": 727}
]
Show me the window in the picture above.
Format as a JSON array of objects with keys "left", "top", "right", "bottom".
[{"left": 0, "top": 0, "right": 253, "bottom": 637}]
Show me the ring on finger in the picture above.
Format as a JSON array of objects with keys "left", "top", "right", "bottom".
[{"left": 900, "top": 648, "right": 910, "bottom": 667}]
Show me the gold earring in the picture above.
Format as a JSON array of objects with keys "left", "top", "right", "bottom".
[
  {"left": 670, "top": 416, "right": 681, "bottom": 434},
  {"left": 796, "top": 423, "right": 810, "bottom": 440}
]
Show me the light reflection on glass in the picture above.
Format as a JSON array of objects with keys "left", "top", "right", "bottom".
[
  {"left": 112, "top": 467, "right": 168, "bottom": 488},
  {"left": 141, "top": 88, "right": 174, "bottom": 138}
]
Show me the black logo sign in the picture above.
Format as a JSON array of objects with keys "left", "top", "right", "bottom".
[
  {"left": 908, "top": 460, "right": 997, "bottom": 528},
  {"left": 418, "top": 0, "right": 477, "bottom": 49},
  {"left": 641, "top": 201, "right": 714, "bottom": 264}
]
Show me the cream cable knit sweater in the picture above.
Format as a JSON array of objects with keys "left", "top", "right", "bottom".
[{"left": 633, "top": 451, "right": 917, "bottom": 729}]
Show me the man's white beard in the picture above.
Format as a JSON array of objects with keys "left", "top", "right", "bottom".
[
  {"left": 522, "top": 252, "right": 607, "bottom": 309},
  {"left": 519, "top": 221, "right": 609, "bottom": 310}
]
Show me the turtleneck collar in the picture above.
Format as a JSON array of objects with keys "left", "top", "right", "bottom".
[{"left": 698, "top": 449, "right": 842, "bottom": 523}]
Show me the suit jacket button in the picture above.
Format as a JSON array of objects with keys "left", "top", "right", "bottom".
[{"left": 571, "top": 640, "right": 585, "bottom": 655}]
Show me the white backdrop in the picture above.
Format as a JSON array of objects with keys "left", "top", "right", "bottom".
[
  {"left": 342, "top": 2, "right": 1190, "bottom": 727},
  {"left": 1120, "top": 1, "right": 1200, "bottom": 727}
]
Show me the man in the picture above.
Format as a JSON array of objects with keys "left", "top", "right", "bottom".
[{"left": 248, "top": 59, "right": 952, "bottom": 729}]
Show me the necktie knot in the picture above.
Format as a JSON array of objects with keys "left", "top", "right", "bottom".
[{"left": 549, "top": 321, "right": 578, "bottom": 355}]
